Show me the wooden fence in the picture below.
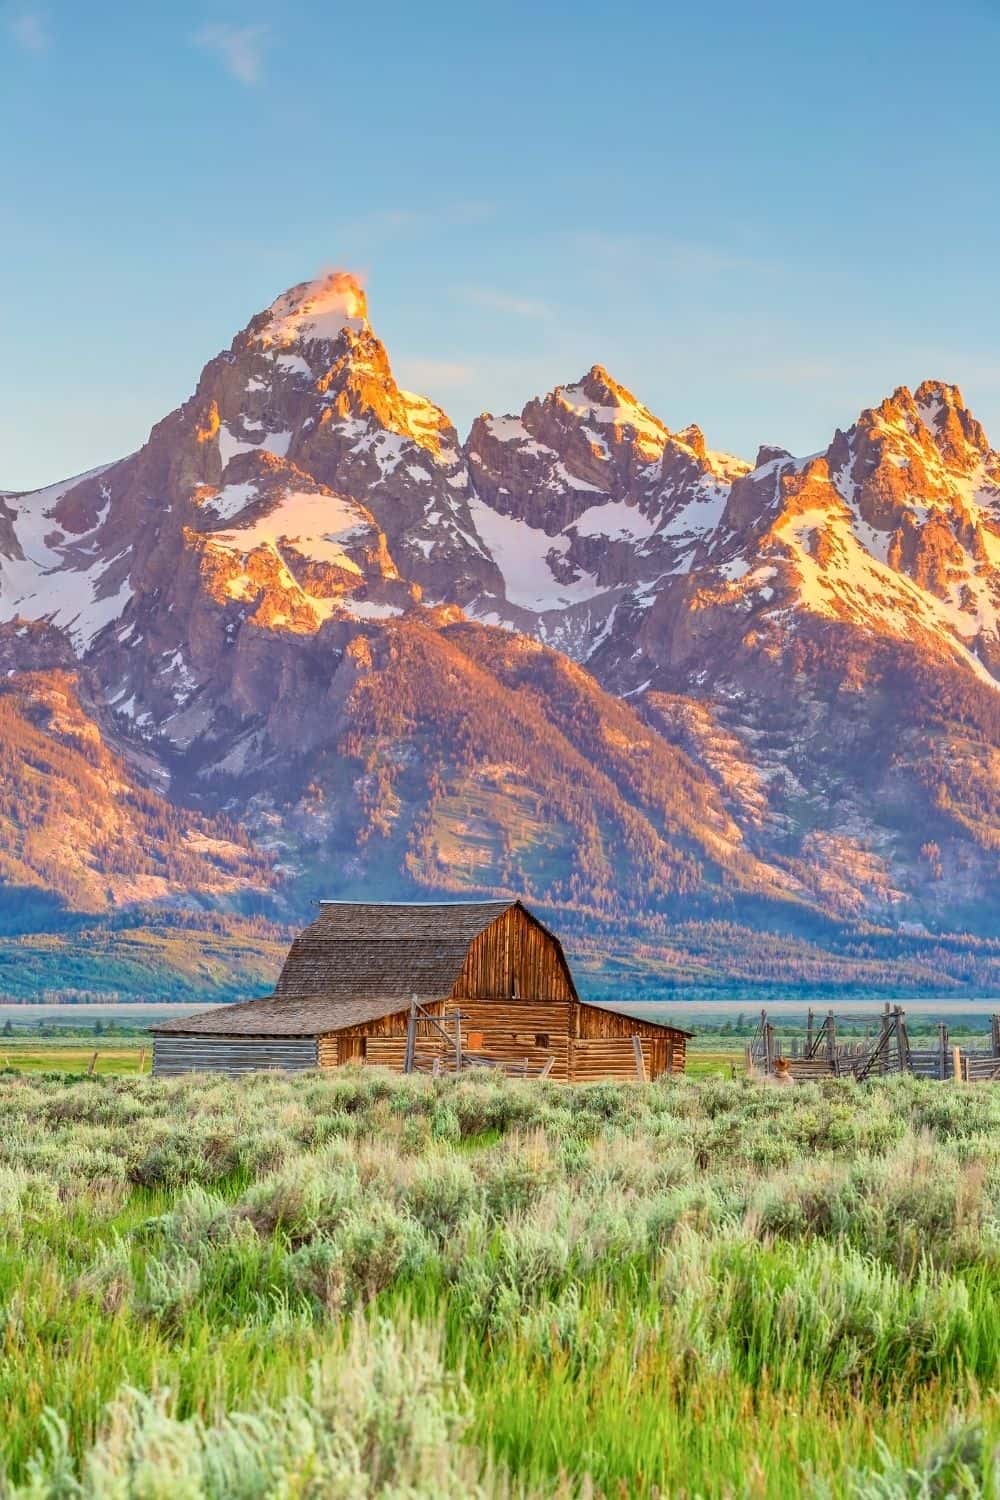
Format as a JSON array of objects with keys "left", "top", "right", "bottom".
[{"left": 747, "top": 1008, "right": 1000, "bottom": 1084}]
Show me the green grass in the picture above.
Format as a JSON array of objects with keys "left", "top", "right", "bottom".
[
  {"left": 684, "top": 1044, "right": 740, "bottom": 1077},
  {"left": 0, "top": 1043, "right": 149, "bottom": 1075},
  {"left": 3, "top": 1068, "right": 1000, "bottom": 1496}
]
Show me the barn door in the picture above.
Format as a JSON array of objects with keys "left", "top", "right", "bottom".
[
  {"left": 648, "top": 1038, "right": 668, "bottom": 1079},
  {"left": 338, "top": 1035, "right": 365, "bottom": 1066}
]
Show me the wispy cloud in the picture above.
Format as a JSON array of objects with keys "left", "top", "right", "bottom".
[
  {"left": 394, "top": 357, "right": 474, "bottom": 393},
  {"left": 331, "top": 202, "right": 497, "bottom": 250},
  {"left": 569, "top": 229, "right": 783, "bottom": 278},
  {"left": 194, "top": 22, "right": 268, "bottom": 85},
  {"left": 7, "top": 5, "right": 49, "bottom": 52},
  {"left": 457, "top": 286, "right": 553, "bottom": 319}
]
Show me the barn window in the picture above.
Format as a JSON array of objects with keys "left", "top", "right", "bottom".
[
  {"left": 535, "top": 1033, "right": 549, "bottom": 1048},
  {"left": 467, "top": 1030, "right": 485, "bottom": 1050}
]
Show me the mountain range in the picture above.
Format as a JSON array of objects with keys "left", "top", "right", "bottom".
[{"left": 2, "top": 270, "right": 999, "bottom": 998}]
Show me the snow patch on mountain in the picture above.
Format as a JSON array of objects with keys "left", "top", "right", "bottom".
[
  {"left": 0, "top": 464, "right": 133, "bottom": 649},
  {"left": 773, "top": 504, "right": 1000, "bottom": 690},
  {"left": 205, "top": 481, "right": 260, "bottom": 521},
  {"left": 218, "top": 423, "right": 292, "bottom": 469},
  {"left": 466, "top": 496, "right": 606, "bottom": 610},
  {"left": 208, "top": 489, "right": 371, "bottom": 572},
  {"left": 572, "top": 500, "right": 658, "bottom": 541}
]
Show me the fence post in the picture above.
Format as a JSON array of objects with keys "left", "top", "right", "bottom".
[
  {"left": 872, "top": 1006, "right": 887, "bottom": 1077},
  {"left": 895, "top": 1008, "right": 912, "bottom": 1074},
  {"left": 827, "top": 1011, "right": 836, "bottom": 1064},
  {"left": 88, "top": 1050, "right": 98, "bottom": 1076},
  {"left": 138, "top": 1048, "right": 146, "bottom": 1076},
  {"left": 937, "top": 1024, "right": 948, "bottom": 1081},
  {"left": 952, "top": 1045, "right": 964, "bottom": 1084},
  {"left": 806, "top": 1009, "right": 814, "bottom": 1057},
  {"left": 404, "top": 996, "right": 417, "bottom": 1075},
  {"left": 992, "top": 1014, "right": 1000, "bottom": 1057}
]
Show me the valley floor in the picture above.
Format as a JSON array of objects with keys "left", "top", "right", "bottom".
[{"left": 2, "top": 1068, "right": 999, "bottom": 1497}]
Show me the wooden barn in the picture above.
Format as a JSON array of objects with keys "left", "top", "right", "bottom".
[{"left": 151, "top": 899, "right": 690, "bottom": 1081}]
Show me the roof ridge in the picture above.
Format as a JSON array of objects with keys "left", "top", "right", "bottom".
[{"left": 317, "top": 898, "right": 516, "bottom": 907}]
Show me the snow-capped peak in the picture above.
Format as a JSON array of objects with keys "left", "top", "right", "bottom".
[
  {"left": 253, "top": 271, "right": 369, "bottom": 349},
  {"left": 554, "top": 366, "right": 669, "bottom": 458}
]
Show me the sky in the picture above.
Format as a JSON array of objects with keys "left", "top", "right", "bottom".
[{"left": 2, "top": 0, "right": 1000, "bottom": 491}]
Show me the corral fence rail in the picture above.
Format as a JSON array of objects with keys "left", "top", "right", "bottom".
[{"left": 746, "top": 1008, "right": 1000, "bottom": 1084}]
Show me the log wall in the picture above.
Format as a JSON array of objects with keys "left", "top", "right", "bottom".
[
  {"left": 570, "top": 1037, "right": 645, "bottom": 1082},
  {"left": 575, "top": 1004, "right": 686, "bottom": 1078},
  {"left": 353, "top": 1001, "right": 685, "bottom": 1082},
  {"left": 153, "top": 1037, "right": 318, "bottom": 1077},
  {"left": 198, "top": 910, "right": 691, "bottom": 1086},
  {"left": 367, "top": 1000, "right": 573, "bottom": 1079}
]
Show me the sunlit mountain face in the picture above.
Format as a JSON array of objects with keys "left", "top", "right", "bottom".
[{"left": 3, "top": 269, "right": 1000, "bottom": 982}]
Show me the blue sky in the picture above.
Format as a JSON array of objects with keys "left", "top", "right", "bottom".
[{"left": 2, "top": 0, "right": 1000, "bottom": 490}]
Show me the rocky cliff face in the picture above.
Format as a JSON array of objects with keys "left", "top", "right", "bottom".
[
  {"left": 463, "top": 365, "right": 749, "bottom": 657},
  {"left": 583, "top": 380, "right": 1000, "bottom": 926},
  {"left": 2, "top": 270, "right": 999, "bottom": 937}
]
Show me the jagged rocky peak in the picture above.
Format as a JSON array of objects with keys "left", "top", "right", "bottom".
[
  {"left": 552, "top": 363, "right": 667, "bottom": 446},
  {"left": 846, "top": 380, "right": 993, "bottom": 482},
  {"left": 654, "top": 375, "right": 1000, "bottom": 706},
  {"left": 536, "top": 364, "right": 671, "bottom": 479},
  {"left": 124, "top": 267, "right": 499, "bottom": 605},
  {"left": 718, "top": 379, "right": 1000, "bottom": 554},
  {"left": 191, "top": 267, "right": 452, "bottom": 462},
  {"left": 675, "top": 423, "right": 707, "bottom": 459},
  {"left": 466, "top": 362, "right": 747, "bottom": 540},
  {"left": 249, "top": 270, "right": 370, "bottom": 351},
  {"left": 818, "top": 382, "right": 1000, "bottom": 567},
  {"left": 911, "top": 379, "right": 992, "bottom": 465},
  {"left": 755, "top": 444, "right": 793, "bottom": 469}
]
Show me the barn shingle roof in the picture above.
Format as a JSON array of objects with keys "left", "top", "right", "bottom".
[
  {"left": 274, "top": 900, "right": 518, "bottom": 1001},
  {"left": 153, "top": 900, "right": 520, "bottom": 1036}
]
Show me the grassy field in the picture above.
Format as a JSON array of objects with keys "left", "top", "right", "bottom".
[
  {"left": 2, "top": 1067, "right": 999, "bottom": 1497},
  {"left": 0, "top": 1043, "right": 150, "bottom": 1075}
]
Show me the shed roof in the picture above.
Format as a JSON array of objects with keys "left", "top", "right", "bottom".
[
  {"left": 582, "top": 1000, "right": 694, "bottom": 1040},
  {"left": 152, "top": 993, "right": 405, "bottom": 1037}
]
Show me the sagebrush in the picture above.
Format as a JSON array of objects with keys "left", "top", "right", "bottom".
[{"left": 2, "top": 1068, "right": 1000, "bottom": 1497}]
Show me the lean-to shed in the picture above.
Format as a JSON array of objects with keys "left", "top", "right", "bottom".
[{"left": 151, "top": 899, "right": 690, "bottom": 1080}]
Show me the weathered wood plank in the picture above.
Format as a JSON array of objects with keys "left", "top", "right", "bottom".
[
  {"left": 451, "top": 907, "right": 576, "bottom": 1004},
  {"left": 153, "top": 1037, "right": 318, "bottom": 1077},
  {"left": 577, "top": 1003, "right": 689, "bottom": 1044}
]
